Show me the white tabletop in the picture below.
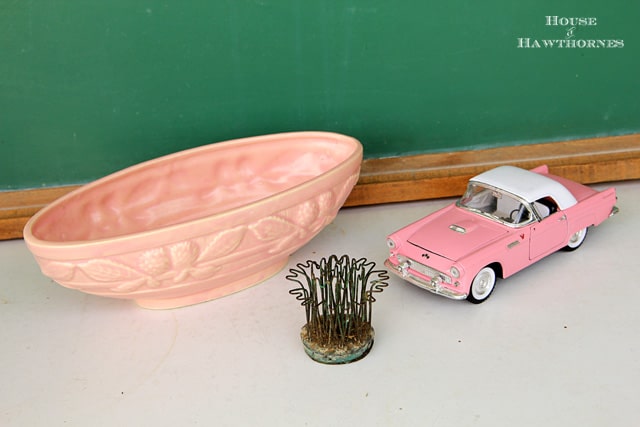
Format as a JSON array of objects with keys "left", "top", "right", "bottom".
[{"left": 1, "top": 180, "right": 639, "bottom": 427}]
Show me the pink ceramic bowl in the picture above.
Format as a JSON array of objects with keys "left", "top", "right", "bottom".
[{"left": 23, "top": 131, "right": 362, "bottom": 309}]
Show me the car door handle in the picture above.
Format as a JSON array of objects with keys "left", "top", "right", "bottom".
[{"left": 558, "top": 215, "right": 567, "bottom": 221}]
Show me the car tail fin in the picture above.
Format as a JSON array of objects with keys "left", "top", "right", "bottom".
[{"left": 530, "top": 164, "right": 549, "bottom": 174}]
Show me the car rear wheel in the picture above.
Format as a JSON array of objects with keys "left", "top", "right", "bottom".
[
  {"left": 563, "top": 227, "right": 588, "bottom": 251},
  {"left": 467, "top": 266, "right": 496, "bottom": 304}
]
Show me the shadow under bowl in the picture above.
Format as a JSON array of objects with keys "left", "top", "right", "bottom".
[{"left": 23, "top": 131, "right": 362, "bottom": 309}]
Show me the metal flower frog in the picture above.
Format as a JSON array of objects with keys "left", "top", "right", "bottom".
[{"left": 287, "top": 255, "right": 389, "bottom": 364}]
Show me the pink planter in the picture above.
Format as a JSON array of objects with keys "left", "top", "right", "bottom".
[{"left": 24, "top": 132, "right": 362, "bottom": 309}]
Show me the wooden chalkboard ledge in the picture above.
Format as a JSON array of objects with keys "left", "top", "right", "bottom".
[
  {"left": 1, "top": 133, "right": 639, "bottom": 240},
  {"left": 343, "top": 133, "right": 640, "bottom": 207}
]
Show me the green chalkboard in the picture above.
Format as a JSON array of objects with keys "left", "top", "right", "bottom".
[{"left": 1, "top": 1, "right": 639, "bottom": 190}]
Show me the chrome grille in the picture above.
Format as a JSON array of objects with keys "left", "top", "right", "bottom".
[{"left": 403, "top": 257, "right": 451, "bottom": 284}]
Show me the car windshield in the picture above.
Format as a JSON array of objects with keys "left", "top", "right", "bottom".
[{"left": 458, "top": 182, "right": 532, "bottom": 225}]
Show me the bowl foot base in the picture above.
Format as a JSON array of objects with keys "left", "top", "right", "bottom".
[{"left": 134, "top": 257, "right": 289, "bottom": 309}]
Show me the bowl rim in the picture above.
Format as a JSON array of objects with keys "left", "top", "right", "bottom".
[{"left": 23, "top": 131, "right": 363, "bottom": 252}]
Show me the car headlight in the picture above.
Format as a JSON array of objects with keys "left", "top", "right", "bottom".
[
  {"left": 450, "top": 266, "right": 460, "bottom": 278},
  {"left": 387, "top": 238, "right": 396, "bottom": 249}
]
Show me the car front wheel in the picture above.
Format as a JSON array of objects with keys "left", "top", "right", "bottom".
[
  {"left": 467, "top": 266, "right": 496, "bottom": 304},
  {"left": 563, "top": 227, "right": 588, "bottom": 251}
]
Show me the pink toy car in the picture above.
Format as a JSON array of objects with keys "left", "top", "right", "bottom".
[{"left": 385, "top": 165, "right": 618, "bottom": 303}]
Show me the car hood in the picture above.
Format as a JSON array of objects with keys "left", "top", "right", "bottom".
[{"left": 407, "top": 205, "right": 509, "bottom": 261}]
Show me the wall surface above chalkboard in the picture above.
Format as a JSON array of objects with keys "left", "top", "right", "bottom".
[{"left": 1, "top": 1, "right": 639, "bottom": 190}]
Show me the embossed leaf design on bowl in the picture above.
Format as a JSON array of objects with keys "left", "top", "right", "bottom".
[{"left": 24, "top": 132, "right": 362, "bottom": 309}]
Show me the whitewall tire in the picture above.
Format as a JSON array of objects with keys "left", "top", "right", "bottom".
[
  {"left": 467, "top": 266, "right": 496, "bottom": 304},
  {"left": 564, "top": 227, "right": 588, "bottom": 251}
]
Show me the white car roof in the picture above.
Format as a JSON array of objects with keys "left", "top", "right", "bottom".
[{"left": 471, "top": 166, "right": 577, "bottom": 209}]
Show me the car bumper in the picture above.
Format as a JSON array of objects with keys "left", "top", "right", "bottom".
[{"left": 384, "top": 259, "right": 467, "bottom": 300}]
